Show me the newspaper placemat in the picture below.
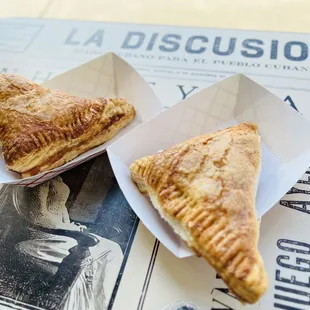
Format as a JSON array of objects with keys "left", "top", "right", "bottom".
[{"left": 0, "top": 18, "right": 309, "bottom": 310}]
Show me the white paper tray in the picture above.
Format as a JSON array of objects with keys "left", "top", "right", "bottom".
[
  {"left": 108, "top": 74, "right": 310, "bottom": 258},
  {"left": 0, "top": 52, "right": 162, "bottom": 186}
]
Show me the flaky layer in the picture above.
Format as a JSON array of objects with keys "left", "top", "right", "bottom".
[
  {"left": 130, "top": 123, "right": 268, "bottom": 304},
  {"left": 0, "top": 74, "right": 135, "bottom": 176}
]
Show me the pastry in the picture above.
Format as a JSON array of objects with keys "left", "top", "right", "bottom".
[
  {"left": 130, "top": 123, "right": 268, "bottom": 304},
  {"left": 0, "top": 74, "right": 135, "bottom": 177}
]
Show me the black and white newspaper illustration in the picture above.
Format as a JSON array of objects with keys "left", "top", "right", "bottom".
[{"left": 0, "top": 154, "right": 138, "bottom": 310}]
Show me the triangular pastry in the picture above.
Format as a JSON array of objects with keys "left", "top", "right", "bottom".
[
  {"left": 0, "top": 74, "right": 135, "bottom": 177},
  {"left": 130, "top": 123, "right": 268, "bottom": 304}
]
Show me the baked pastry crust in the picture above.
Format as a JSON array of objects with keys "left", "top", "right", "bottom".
[
  {"left": 130, "top": 123, "right": 268, "bottom": 304},
  {"left": 0, "top": 74, "right": 135, "bottom": 177}
]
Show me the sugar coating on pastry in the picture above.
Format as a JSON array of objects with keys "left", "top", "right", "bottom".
[
  {"left": 130, "top": 122, "right": 268, "bottom": 304},
  {"left": 0, "top": 73, "right": 135, "bottom": 177}
]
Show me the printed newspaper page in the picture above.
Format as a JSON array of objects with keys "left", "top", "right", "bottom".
[{"left": 0, "top": 18, "right": 309, "bottom": 310}]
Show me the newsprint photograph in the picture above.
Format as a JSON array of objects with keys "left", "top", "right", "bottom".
[{"left": 0, "top": 153, "right": 139, "bottom": 310}]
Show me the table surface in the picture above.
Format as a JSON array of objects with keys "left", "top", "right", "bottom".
[{"left": 0, "top": 0, "right": 309, "bottom": 33}]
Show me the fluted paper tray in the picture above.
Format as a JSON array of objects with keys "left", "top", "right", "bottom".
[
  {"left": 0, "top": 52, "right": 162, "bottom": 186},
  {"left": 107, "top": 74, "right": 310, "bottom": 258}
]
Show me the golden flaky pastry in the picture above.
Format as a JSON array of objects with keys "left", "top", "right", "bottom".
[
  {"left": 0, "top": 74, "right": 135, "bottom": 177},
  {"left": 130, "top": 123, "right": 268, "bottom": 304}
]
